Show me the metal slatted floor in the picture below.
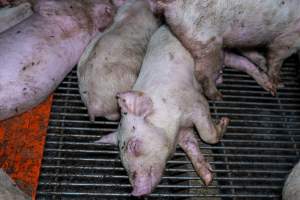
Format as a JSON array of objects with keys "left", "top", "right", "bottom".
[{"left": 36, "top": 56, "right": 300, "bottom": 199}]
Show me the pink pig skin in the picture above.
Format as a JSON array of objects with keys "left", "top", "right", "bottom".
[
  {"left": 154, "top": 0, "right": 300, "bottom": 99},
  {"left": 0, "top": 0, "right": 115, "bottom": 120},
  {"left": 97, "top": 26, "right": 229, "bottom": 197}
]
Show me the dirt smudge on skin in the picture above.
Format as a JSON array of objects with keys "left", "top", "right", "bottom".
[{"left": 168, "top": 52, "right": 174, "bottom": 60}]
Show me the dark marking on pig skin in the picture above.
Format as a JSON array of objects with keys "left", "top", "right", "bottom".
[
  {"left": 123, "top": 112, "right": 127, "bottom": 115},
  {"left": 59, "top": 26, "right": 75, "bottom": 40},
  {"left": 22, "top": 64, "right": 30, "bottom": 71},
  {"left": 98, "top": 27, "right": 106, "bottom": 32},
  {"left": 132, "top": 126, "right": 136, "bottom": 132},
  {"left": 16, "top": 30, "right": 21, "bottom": 34},
  {"left": 132, "top": 171, "right": 137, "bottom": 180},
  {"left": 197, "top": 155, "right": 205, "bottom": 164},
  {"left": 103, "top": 64, "right": 113, "bottom": 75},
  {"left": 15, "top": 107, "right": 18, "bottom": 113},
  {"left": 21, "top": 61, "right": 40, "bottom": 71},
  {"left": 162, "top": 98, "right": 167, "bottom": 103},
  {"left": 121, "top": 144, "right": 125, "bottom": 150},
  {"left": 38, "top": 0, "right": 102, "bottom": 37},
  {"left": 22, "top": 87, "right": 29, "bottom": 96},
  {"left": 168, "top": 52, "right": 174, "bottom": 60}
]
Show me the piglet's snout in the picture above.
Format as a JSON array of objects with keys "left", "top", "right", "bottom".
[{"left": 131, "top": 173, "right": 153, "bottom": 197}]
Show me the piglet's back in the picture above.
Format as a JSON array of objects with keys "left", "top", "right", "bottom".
[{"left": 78, "top": 0, "right": 159, "bottom": 121}]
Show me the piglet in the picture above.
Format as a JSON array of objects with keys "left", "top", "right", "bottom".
[
  {"left": 0, "top": 0, "right": 115, "bottom": 120},
  {"left": 282, "top": 160, "right": 300, "bottom": 200},
  {"left": 152, "top": 0, "right": 300, "bottom": 99},
  {"left": 78, "top": 0, "right": 159, "bottom": 121},
  {"left": 97, "top": 26, "right": 229, "bottom": 196}
]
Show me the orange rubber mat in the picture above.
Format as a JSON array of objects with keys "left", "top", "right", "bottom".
[{"left": 0, "top": 96, "right": 52, "bottom": 199}]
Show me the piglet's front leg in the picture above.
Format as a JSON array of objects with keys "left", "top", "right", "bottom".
[
  {"left": 178, "top": 128, "right": 213, "bottom": 186},
  {"left": 193, "top": 39, "right": 224, "bottom": 101},
  {"left": 167, "top": 23, "right": 224, "bottom": 100},
  {"left": 194, "top": 42, "right": 223, "bottom": 100}
]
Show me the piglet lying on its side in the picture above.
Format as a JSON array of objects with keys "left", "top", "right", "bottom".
[
  {"left": 78, "top": 0, "right": 159, "bottom": 121},
  {"left": 151, "top": 0, "right": 300, "bottom": 99},
  {"left": 97, "top": 26, "right": 229, "bottom": 197},
  {"left": 282, "top": 160, "right": 300, "bottom": 200},
  {"left": 0, "top": 0, "right": 115, "bottom": 120}
]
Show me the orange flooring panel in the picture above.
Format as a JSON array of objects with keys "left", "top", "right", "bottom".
[{"left": 0, "top": 96, "right": 53, "bottom": 199}]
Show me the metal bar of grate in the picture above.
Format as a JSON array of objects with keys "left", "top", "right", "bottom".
[{"left": 36, "top": 56, "right": 300, "bottom": 200}]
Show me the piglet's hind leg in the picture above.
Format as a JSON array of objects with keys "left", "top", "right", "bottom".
[
  {"left": 267, "top": 23, "right": 300, "bottom": 89},
  {"left": 178, "top": 128, "right": 213, "bottom": 185}
]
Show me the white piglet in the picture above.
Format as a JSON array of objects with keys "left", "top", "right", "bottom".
[
  {"left": 78, "top": 0, "right": 160, "bottom": 121},
  {"left": 97, "top": 26, "right": 229, "bottom": 197}
]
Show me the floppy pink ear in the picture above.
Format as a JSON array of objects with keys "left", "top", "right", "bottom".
[
  {"left": 94, "top": 132, "right": 118, "bottom": 145},
  {"left": 116, "top": 91, "right": 153, "bottom": 118}
]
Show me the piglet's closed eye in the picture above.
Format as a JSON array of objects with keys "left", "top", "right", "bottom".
[{"left": 116, "top": 91, "right": 153, "bottom": 118}]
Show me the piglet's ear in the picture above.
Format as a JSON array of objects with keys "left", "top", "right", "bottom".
[
  {"left": 116, "top": 91, "right": 153, "bottom": 118},
  {"left": 94, "top": 132, "right": 118, "bottom": 145}
]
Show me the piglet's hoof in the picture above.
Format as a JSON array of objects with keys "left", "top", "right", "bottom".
[
  {"left": 216, "top": 117, "right": 230, "bottom": 140},
  {"left": 269, "top": 74, "right": 284, "bottom": 89},
  {"left": 267, "top": 83, "right": 277, "bottom": 96},
  {"left": 197, "top": 161, "right": 213, "bottom": 186},
  {"left": 219, "top": 117, "right": 230, "bottom": 127}
]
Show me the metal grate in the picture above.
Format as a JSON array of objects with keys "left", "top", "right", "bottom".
[{"left": 36, "top": 56, "right": 300, "bottom": 200}]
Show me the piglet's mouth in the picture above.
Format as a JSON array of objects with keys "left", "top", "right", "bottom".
[{"left": 131, "top": 184, "right": 153, "bottom": 197}]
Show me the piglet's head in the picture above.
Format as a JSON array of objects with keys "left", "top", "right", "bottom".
[
  {"left": 97, "top": 91, "right": 170, "bottom": 196},
  {"left": 118, "top": 91, "right": 170, "bottom": 196}
]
